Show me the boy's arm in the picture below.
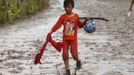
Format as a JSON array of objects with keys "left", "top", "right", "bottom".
[
  {"left": 76, "top": 14, "right": 91, "bottom": 28},
  {"left": 77, "top": 14, "right": 86, "bottom": 28},
  {"left": 49, "top": 15, "right": 64, "bottom": 34},
  {"left": 78, "top": 19, "right": 87, "bottom": 28}
]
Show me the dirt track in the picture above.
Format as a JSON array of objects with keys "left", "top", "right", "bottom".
[{"left": 0, "top": 0, "right": 134, "bottom": 75}]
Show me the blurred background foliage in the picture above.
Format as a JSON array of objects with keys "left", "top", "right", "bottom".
[{"left": 0, "top": 0, "right": 49, "bottom": 24}]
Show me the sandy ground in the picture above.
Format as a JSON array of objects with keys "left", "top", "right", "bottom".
[{"left": 0, "top": 0, "right": 134, "bottom": 75}]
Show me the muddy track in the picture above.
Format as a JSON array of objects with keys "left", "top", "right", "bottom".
[{"left": 0, "top": 0, "right": 134, "bottom": 75}]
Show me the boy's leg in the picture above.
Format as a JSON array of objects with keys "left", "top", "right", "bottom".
[
  {"left": 70, "top": 40, "right": 81, "bottom": 69},
  {"left": 63, "top": 40, "right": 71, "bottom": 75},
  {"left": 64, "top": 61, "right": 71, "bottom": 75}
]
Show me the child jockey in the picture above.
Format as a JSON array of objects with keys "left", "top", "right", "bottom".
[{"left": 48, "top": 0, "right": 87, "bottom": 75}]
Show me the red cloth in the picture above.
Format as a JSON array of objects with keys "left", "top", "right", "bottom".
[
  {"left": 48, "top": 33, "right": 63, "bottom": 52},
  {"left": 50, "top": 39, "right": 63, "bottom": 52},
  {"left": 34, "top": 34, "right": 49, "bottom": 65},
  {"left": 34, "top": 33, "right": 63, "bottom": 65}
]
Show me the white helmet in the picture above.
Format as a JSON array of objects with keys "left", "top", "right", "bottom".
[{"left": 84, "top": 20, "right": 96, "bottom": 33}]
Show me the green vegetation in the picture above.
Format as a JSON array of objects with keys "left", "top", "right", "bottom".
[{"left": 0, "top": 0, "right": 49, "bottom": 24}]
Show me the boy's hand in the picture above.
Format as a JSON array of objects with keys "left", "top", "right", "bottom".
[
  {"left": 49, "top": 30, "right": 53, "bottom": 34},
  {"left": 86, "top": 17, "right": 91, "bottom": 21},
  {"left": 47, "top": 31, "right": 53, "bottom": 42}
]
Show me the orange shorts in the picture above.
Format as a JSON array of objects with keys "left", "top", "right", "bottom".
[{"left": 62, "top": 40, "right": 79, "bottom": 61}]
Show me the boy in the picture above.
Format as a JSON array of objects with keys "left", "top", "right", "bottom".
[
  {"left": 128, "top": 0, "right": 134, "bottom": 17},
  {"left": 48, "top": 0, "right": 87, "bottom": 75}
]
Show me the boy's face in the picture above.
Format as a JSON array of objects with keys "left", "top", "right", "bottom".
[{"left": 64, "top": 5, "right": 73, "bottom": 15}]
